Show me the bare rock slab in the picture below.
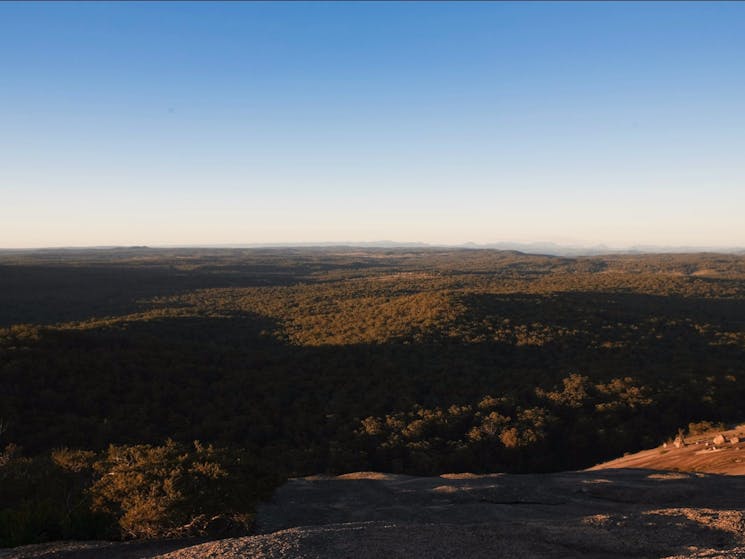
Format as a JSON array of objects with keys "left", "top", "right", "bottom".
[{"left": 158, "top": 468, "right": 745, "bottom": 559}]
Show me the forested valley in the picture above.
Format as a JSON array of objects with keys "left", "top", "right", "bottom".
[{"left": 2, "top": 247, "right": 745, "bottom": 545}]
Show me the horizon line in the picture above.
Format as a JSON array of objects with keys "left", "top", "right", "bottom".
[{"left": 1, "top": 240, "right": 744, "bottom": 257}]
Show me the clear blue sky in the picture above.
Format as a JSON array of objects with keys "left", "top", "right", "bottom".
[{"left": 2, "top": 1, "right": 744, "bottom": 248}]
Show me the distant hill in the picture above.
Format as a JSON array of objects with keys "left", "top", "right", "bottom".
[{"left": 3, "top": 241, "right": 744, "bottom": 257}]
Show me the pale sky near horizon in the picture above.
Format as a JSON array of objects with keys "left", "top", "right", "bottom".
[{"left": 2, "top": 2, "right": 744, "bottom": 249}]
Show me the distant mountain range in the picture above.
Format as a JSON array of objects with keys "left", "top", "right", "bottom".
[
  {"left": 186, "top": 241, "right": 745, "bottom": 257},
  {"left": 2, "top": 241, "right": 744, "bottom": 257},
  {"left": 455, "top": 241, "right": 745, "bottom": 257}
]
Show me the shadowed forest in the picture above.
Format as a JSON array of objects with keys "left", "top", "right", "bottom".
[{"left": 2, "top": 247, "right": 745, "bottom": 545}]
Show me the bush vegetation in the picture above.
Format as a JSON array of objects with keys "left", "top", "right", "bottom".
[{"left": 1, "top": 247, "right": 744, "bottom": 544}]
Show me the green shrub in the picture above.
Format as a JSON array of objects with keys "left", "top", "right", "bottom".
[
  {"left": 89, "top": 440, "right": 266, "bottom": 539},
  {"left": 0, "top": 445, "right": 112, "bottom": 547},
  {"left": 0, "top": 441, "right": 279, "bottom": 545}
]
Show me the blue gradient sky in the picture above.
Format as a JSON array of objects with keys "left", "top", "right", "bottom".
[{"left": 2, "top": 2, "right": 744, "bottom": 248}]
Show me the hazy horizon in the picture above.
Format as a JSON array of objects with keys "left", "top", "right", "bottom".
[
  {"left": 3, "top": 240, "right": 744, "bottom": 256},
  {"left": 2, "top": 2, "right": 744, "bottom": 249}
]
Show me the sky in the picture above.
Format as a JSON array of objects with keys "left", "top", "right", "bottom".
[{"left": 1, "top": 1, "right": 744, "bottom": 249}]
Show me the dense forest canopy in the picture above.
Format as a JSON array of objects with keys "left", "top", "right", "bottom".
[{"left": 1, "top": 247, "right": 744, "bottom": 544}]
